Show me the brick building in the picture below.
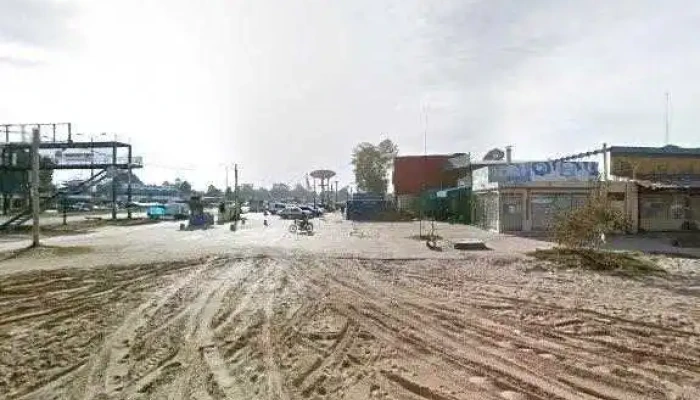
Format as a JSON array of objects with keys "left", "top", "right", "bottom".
[{"left": 392, "top": 154, "right": 461, "bottom": 210}]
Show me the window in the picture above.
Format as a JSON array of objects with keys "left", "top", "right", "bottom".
[
  {"left": 607, "top": 192, "right": 625, "bottom": 201},
  {"left": 641, "top": 195, "right": 671, "bottom": 219}
]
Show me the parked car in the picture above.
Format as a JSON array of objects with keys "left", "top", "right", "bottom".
[
  {"left": 70, "top": 202, "right": 93, "bottom": 212},
  {"left": 270, "top": 203, "right": 287, "bottom": 215},
  {"left": 309, "top": 206, "right": 325, "bottom": 216},
  {"left": 278, "top": 207, "right": 305, "bottom": 220},
  {"left": 299, "top": 206, "right": 319, "bottom": 218}
]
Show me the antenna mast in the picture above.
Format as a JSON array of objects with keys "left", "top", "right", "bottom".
[{"left": 665, "top": 91, "right": 671, "bottom": 145}]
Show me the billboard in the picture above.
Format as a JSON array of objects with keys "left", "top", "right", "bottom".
[
  {"left": 53, "top": 150, "right": 110, "bottom": 165},
  {"left": 529, "top": 161, "right": 598, "bottom": 181},
  {"left": 472, "top": 161, "right": 599, "bottom": 189},
  {"left": 489, "top": 161, "right": 598, "bottom": 183}
]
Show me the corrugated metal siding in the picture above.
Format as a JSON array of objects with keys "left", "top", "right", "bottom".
[
  {"left": 531, "top": 193, "right": 588, "bottom": 231},
  {"left": 500, "top": 193, "right": 523, "bottom": 231},
  {"left": 639, "top": 192, "right": 692, "bottom": 231}
]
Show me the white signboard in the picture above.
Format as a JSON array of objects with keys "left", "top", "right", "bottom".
[{"left": 53, "top": 151, "right": 110, "bottom": 165}]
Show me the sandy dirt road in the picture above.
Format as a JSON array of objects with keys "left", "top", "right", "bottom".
[{"left": 1, "top": 247, "right": 699, "bottom": 399}]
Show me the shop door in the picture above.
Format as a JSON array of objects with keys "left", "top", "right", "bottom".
[{"left": 500, "top": 194, "right": 523, "bottom": 231}]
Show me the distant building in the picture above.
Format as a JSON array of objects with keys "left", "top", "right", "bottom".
[
  {"left": 467, "top": 144, "right": 700, "bottom": 233},
  {"left": 608, "top": 145, "right": 700, "bottom": 232},
  {"left": 470, "top": 160, "right": 600, "bottom": 232},
  {"left": 392, "top": 154, "right": 461, "bottom": 211},
  {"left": 117, "top": 183, "right": 181, "bottom": 203},
  {"left": 93, "top": 180, "right": 182, "bottom": 204}
]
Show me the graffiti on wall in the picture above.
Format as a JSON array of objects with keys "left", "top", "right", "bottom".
[
  {"left": 530, "top": 161, "right": 598, "bottom": 181},
  {"left": 473, "top": 161, "right": 599, "bottom": 188},
  {"left": 490, "top": 163, "right": 532, "bottom": 183}
]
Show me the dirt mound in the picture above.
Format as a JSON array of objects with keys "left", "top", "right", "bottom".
[{"left": 529, "top": 248, "right": 665, "bottom": 277}]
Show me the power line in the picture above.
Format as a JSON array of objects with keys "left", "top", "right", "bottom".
[{"left": 141, "top": 163, "right": 198, "bottom": 171}]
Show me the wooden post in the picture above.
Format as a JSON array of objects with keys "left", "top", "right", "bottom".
[
  {"left": 111, "top": 142, "right": 117, "bottom": 220},
  {"left": 234, "top": 164, "right": 239, "bottom": 207},
  {"left": 127, "top": 145, "right": 133, "bottom": 219},
  {"left": 62, "top": 195, "right": 67, "bottom": 225},
  {"left": 602, "top": 143, "right": 608, "bottom": 181},
  {"left": 31, "top": 128, "right": 40, "bottom": 247}
]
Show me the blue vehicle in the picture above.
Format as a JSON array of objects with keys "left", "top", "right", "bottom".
[
  {"left": 179, "top": 195, "right": 214, "bottom": 230},
  {"left": 146, "top": 205, "right": 166, "bottom": 220}
]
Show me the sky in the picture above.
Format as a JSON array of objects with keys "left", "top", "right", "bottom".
[{"left": 2, "top": 0, "right": 700, "bottom": 190}]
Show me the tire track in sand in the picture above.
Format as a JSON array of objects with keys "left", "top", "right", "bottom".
[
  {"left": 261, "top": 260, "right": 289, "bottom": 400},
  {"left": 80, "top": 257, "right": 217, "bottom": 399},
  {"left": 176, "top": 258, "right": 268, "bottom": 399}
]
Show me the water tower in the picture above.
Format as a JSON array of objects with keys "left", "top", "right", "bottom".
[{"left": 309, "top": 169, "right": 336, "bottom": 206}]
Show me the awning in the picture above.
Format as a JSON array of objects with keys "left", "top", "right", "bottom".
[{"left": 635, "top": 179, "right": 700, "bottom": 190}]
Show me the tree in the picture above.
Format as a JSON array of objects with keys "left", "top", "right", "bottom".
[
  {"left": 553, "top": 186, "right": 629, "bottom": 250},
  {"left": 254, "top": 187, "right": 270, "bottom": 201},
  {"left": 206, "top": 184, "right": 222, "bottom": 197},
  {"left": 291, "top": 184, "right": 311, "bottom": 203},
  {"left": 224, "top": 186, "right": 233, "bottom": 200},
  {"left": 351, "top": 139, "right": 398, "bottom": 195},
  {"left": 238, "top": 184, "right": 255, "bottom": 201},
  {"left": 530, "top": 186, "right": 665, "bottom": 276},
  {"left": 177, "top": 180, "right": 192, "bottom": 195},
  {"left": 111, "top": 171, "right": 143, "bottom": 186},
  {"left": 270, "top": 183, "right": 290, "bottom": 200},
  {"left": 337, "top": 186, "right": 350, "bottom": 202}
]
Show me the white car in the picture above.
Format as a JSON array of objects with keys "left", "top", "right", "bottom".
[{"left": 278, "top": 207, "right": 307, "bottom": 220}]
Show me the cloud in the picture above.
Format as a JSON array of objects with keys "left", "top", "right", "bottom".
[
  {"left": 413, "top": 0, "right": 700, "bottom": 159},
  {"left": 0, "top": 55, "right": 42, "bottom": 67},
  {"left": 0, "top": 0, "right": 76, "bottom": 48},
  {"left": 2, "top": 0, "right": 700, "bottom": 188}
]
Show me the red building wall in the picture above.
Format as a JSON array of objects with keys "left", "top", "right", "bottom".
[{"left": 392, "top": 155, "right": 458, "bottom": 195}]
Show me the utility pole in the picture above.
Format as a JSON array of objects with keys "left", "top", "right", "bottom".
[
  {"left": 602, "top": 143, "right": 608, "bottom": 182},
  {"left": 225, "top": 165, "right": 229, "bottom": 198},
  {"left": 234, "top": 164, "right": 239, "bottom": 205},
  {"left": 111, "top": 141, "right": 117, "bottom": 220},
  {"left": 127, "top": 144, "right": 133, "bottom": 219},
  {"left": 420, "top": 103, "right": 428, "bottom": 237},
  {"left": 62, "top": 195, "right": 67, "bottom": 225},
  {"left": 31, "top": 128, "right": 40, "bottom": 247},
  {"left": 334, "top": 180, "right": 338, "bottom": 206}
]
